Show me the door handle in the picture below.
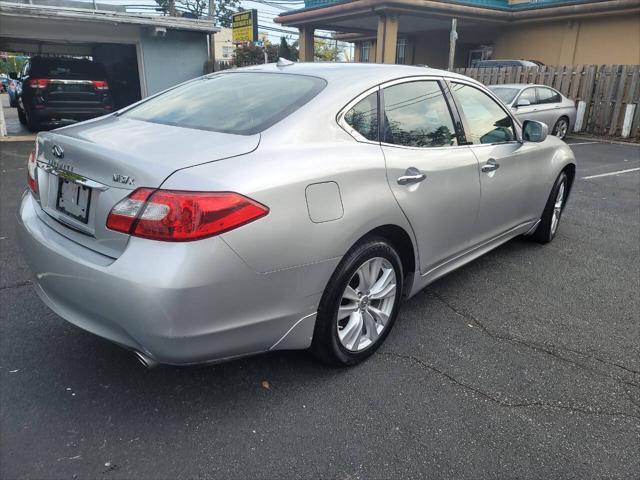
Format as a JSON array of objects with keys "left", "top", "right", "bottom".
[
  {"left": 481, "top": 158, "right": 500, "bottom": 173},
  {"left": 397, "top": 167, "right": 426, "bottom": 186}
]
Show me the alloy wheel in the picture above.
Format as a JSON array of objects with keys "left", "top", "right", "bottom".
[
  {"left": 336, "top": 257, "right": 397, "bottom": 352},
  {"left": 551, "top": 181, "right": 565, "bottom": 235},
  {"left": 554, "top": 118, "right": 568, "bottom": 139}
]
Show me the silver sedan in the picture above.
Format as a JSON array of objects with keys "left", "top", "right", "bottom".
[
  {"left": 489, "top": 84, "right": 577, "bottom": 140},
  {"left": 18, "top": 63, "right": 576, "bottom": 367}
]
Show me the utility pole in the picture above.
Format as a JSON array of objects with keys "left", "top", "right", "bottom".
[
  {"left": 209, "top": 0, "right": 216, "bottom": 71},
  {"left": 448, "top": 18, "right": 458, "bottom": 71}
]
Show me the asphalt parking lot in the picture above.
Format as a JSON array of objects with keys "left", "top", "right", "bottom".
[{"left": 1, "top": 139, "right": 639, "bottom": 479}]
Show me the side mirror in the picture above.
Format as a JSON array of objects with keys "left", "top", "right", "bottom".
[
  {"left": 515, "top": 98, "right": 530, "bottom": 108},
  {"left": 522, "top": 120, "right": 548, "bottom": 143}
]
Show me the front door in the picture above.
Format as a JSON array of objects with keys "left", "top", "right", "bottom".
[
  {"left": 449, "top": 81, "right": 538, "bottom": 245},
  {"left": 381, "top": 79, "right": 481, "bottom": 274},
  {"left": 512, "top": 86, "right": 544, "bottom": 124}
]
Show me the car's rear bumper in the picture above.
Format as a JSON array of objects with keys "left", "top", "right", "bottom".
[
  {"left": 33, "top": 106, "right": 112, "bottom": 122},
  {"left": 17, "top": 192, "right": 334, "bottom": 365}
]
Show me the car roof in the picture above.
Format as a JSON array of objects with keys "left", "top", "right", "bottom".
[
  {"left": 489, "top": 83, "right": 558, "bottom": 90},
  {"left": 224, "top": 62, "right": 482, "bottom": 91}
]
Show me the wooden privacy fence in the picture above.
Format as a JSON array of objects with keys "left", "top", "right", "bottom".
[{"left": 453, "top": 65, "right": 640, "bottom": 139}]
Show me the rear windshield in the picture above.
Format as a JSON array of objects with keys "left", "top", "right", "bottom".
[
  {"left": 30, "top": 58, "right": 107, "bottom": 79},
  {"left": 489, "top": 87, "right": 520, "bottom": 105},
  {"left": 123, "top": 72, "right": 327, "bottom": 135}
]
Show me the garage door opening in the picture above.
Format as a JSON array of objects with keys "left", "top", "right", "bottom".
[{"left": 0, "top": 41, "right": 142, "bottom": 136}]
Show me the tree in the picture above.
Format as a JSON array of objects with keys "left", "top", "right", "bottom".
[
  {"left": 155, "top": 0, "right": 240, "bottom": 27},
  {"left": 233, "top": 43, "right": 279, "bottom": 67},
  {"left": 213, "top": 0, "right": 241, "bottom": 28},
  {"left": 278, "top": 37, "right": 291, "bottom": 61},
  {"left": 277, "top": 37, "right": 299, "bottom": 61},
  {"left": 314, "top": 39, "right": 339, "bottom": 62}
]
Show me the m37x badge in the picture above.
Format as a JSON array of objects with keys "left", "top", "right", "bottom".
[{"left": 112, "top": 173, "right": 135, "bottom": 185}]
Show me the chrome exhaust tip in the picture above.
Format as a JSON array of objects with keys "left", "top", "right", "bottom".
[{"left": 134, "top": 351, "right": 159, "bottom": 369}]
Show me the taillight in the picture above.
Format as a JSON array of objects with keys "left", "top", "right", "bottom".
[
  {"left": 26, "top": 150, "right": 37, "bottom": 194},
  {"left": 92, "top": 80, "right": 109, "bottom": 90},
  {"left": 27, "top": 78, "right": 49, "bottom": 89},
  {"left": 106, "top": 189, "right": 269, "bottom": 242}
]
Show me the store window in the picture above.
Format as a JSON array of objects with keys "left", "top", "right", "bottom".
[
  {"left": 396, "top": 38, "right": 408, "bottom": 64},
  {"left": 360, "top": 41, "right": 371, "bottom": 63}
]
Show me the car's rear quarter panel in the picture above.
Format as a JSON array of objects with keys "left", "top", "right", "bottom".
[{"left": 162, "top": 87, "right": 416, "bottom": 276}]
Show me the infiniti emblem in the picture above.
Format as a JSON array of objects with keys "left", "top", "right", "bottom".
[{"left": 52, "top": 145, "right": 64, "bottom": 159}]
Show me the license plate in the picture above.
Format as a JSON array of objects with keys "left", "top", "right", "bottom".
[
  {"left": 56, "top": 178, "right": 92, "bottom": 224},
  {"left": 60, "top": 84, "right": 88, "bottom": 92}
]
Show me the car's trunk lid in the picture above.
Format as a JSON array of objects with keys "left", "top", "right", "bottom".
[{"left": 33, "top": 116, "right": 260, "bottom": 258}]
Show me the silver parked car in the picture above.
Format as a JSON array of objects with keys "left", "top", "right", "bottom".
[
  {"left": 489, "top": 84, "right": 577, "bottom": 140},
  {"left": 18, "top": 63, "right": 576, "bottom": 367}
]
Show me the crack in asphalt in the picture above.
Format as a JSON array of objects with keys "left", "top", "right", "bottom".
[
  {"left": 378, "top": 351, "right": 640, "bottom": 420},
  {"left": 430, "top": 291, "right": 640, "bottom": 388},
  {"left": 0, "top": 280, "right": 32, "bottom": 291}
]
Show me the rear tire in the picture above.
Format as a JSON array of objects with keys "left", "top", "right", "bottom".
[
  {"left": 22, "top": 107, "right": 41, "bottom": 132},
  {"left": 311, "top": 238, "right": 403, "bottom": 366},
  {"left": 533, "top": 172, "right": 568, "bottom": 243},
  {"left": 552, "top": 117, "right": 569, "bottom": 140}
]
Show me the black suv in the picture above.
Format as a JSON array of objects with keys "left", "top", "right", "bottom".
[{"left": 17, "top": 56, "right": 114, "bottom": 131}]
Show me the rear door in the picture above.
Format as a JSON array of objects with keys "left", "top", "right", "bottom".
[
  {"left": 535, "top": 87, "right": 564, "bottom": 127},
  {"left": 380, "top": 78, "right": 481, "bottom": 274},
  {"left": 448, "top": 81, "right": 539, "bottom": 245}
]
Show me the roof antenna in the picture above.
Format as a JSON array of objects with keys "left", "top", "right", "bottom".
[{"left": 277, "top": 57, "right": 295, "bottom": 67}]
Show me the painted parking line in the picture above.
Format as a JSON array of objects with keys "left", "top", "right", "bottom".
[
  {"left": 568, "top": 141, "right": 601, "bottom": 146},
  {"left": 582, "top": 167, "right": 640, "bottom": 180}
]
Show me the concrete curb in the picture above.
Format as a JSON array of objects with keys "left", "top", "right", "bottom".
[
  {"left": 0, "top": 135, "right": 36, "bottom": 143},
  {"left": 566, "top": 135, "right": 639, "bottom": 146}
]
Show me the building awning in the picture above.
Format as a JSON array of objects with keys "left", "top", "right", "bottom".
[
  {"left": 276, "top": 0, "right": 640, "bottom": 31},
  {"left": 0, "top": 1, "right": 220, "bottom": 34}
]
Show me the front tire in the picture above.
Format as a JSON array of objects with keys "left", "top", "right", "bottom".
[
  {"left": 17, "top": 105, "right": 27, "bottom": 125},
  {"left": 311, "top": 238, "right": 403, "bottom": 366},
  {"left": 533, "top": 171, "right": 568, "bottom": 243}
]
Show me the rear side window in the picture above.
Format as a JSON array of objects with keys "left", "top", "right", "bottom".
[
  {"left": 382, "top": 80, "right": 457, "bottom": 148},
  {"left": 123, "top": 72, "right": 326, "bottom": 135},
  {"left": 536, "top": 87, "right": 561, "bottom": 104},
  {"left": 344, "top": 92, "right": 378, "bottom": 141},
  {"left": 451, "top": 83, "right": 516, "bottom": 144}
]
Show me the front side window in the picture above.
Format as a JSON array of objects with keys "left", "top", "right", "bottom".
[
  {"left": 344, "top": 92, "right": 378, "bottom": 141},
  {"left": 123, "top": 72, "right": 326, "bottom": 135},
  {"left": 536, "top": 87, "right": 561, "bottom": 104},
  {"left": 518, "top": 88, "right": 537, "bottom": 105},
  {"left": 382, "top": 80, "right": 457, "bottom": 148},
  {"left": 451, "top": 83, "right": 516, "bottom": 145}
]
